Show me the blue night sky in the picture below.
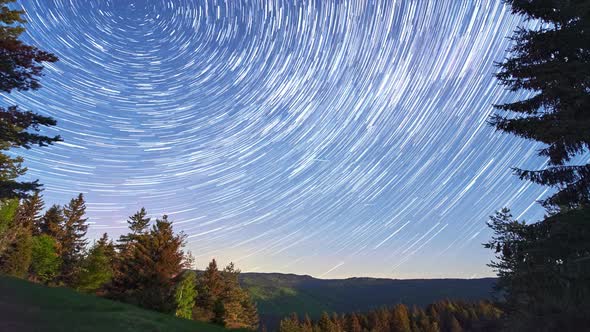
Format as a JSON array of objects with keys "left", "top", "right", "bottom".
[{"left": 5, "top": 0, "right": 549, "bottom": 278}]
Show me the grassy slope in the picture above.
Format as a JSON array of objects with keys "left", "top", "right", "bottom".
[{"left": 0, "top": 276, "right": 233, "bottom": 332}]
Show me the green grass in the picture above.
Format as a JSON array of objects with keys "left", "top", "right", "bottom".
[{"left": 0, "top": 276, "right": 236, "bottom": 332}]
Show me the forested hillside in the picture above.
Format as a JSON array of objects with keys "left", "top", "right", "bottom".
[{"left": 240, "top": 273, "right": 496, "bottom": 329}]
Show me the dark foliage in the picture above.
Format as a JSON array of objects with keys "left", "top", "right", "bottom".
[
  {"left": 491, "top": 0, "right": 590, "bottom": 209},
  {"left": 0, "top": 0, "right": 60, "bottom": 199},
  {"left": 485, "top": 207, "right": 590, "bottom": 331},
  {"left": 485, "top": 1, "right": 590, "bottom": 330}
]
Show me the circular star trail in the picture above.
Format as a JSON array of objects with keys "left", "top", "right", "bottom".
[{"left": 7, "top": 0, "right": 547, "bottom": 278}]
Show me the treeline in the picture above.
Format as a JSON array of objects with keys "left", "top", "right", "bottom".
[
  {"left": 0, "top": 192, "right": 258, "bottom": 330},
  {"left": 278, "top": 300, "right": 502, "bottom": 332}
]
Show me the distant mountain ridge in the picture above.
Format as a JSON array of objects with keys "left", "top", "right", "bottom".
[{"left": 239, "top": 272, "right": 497, "bottom": 329}]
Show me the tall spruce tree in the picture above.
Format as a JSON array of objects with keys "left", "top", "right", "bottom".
[
  {"left": 196, "top": 258, "right": 225, "bottom": 318},
  {"left": 218, "top": 262, "right": 259, "bottom": 330},
  {"left": 40, "top": 204, "right": 64, "bottom": 241},
  {"left": 127, "top": 207, "right": 150, "bottom": 234},
  {"left": 485, "top": 1, "right": 590, "bottom": 330},
  {"left": 117, "top": 207, "right": 150, "bottom": 248},
  {"left": 110, "top": 209, "right": 150, "bottom": 298},
  {"left": 138, "top": 215, "right": 187, "bottom": 312},
  {"left": 491, "top": 0, "right": 590, "bottom": 209},
  {"left": 220, "top": 262, "right": 243, "bottom": 328},
  {"left": 110, "top": 213, "right": 189, "bottom": 313},
  {"left": 13, "top": 191, "right": 44, "bottom": 233},
  {"left": 0, "top": 0, "right": 60, "bottom": 199},
  {"left": 60, "top": 193, "right": 88, "bottom": 284}
]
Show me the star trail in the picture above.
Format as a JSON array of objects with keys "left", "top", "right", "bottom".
[{"left": 5, "top": 0, "right": 549, "bottom": 278}]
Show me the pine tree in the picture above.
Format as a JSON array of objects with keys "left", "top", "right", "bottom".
[
  {"left": 110, "top": 209, "right": 151, "bottom": 298},
  {"left": 191, "top": 260, "right": 258, "bottom": 329},
  {"left": 143, "top": 215, "right": 187, "bottom": 310},
  {"left": 96, "top": 233, "right": 116, "bottom": 265},
  {"left": 331, "top": 313, "right": 343, "bottom": 332},
  {"left": 39, "top": 205, "right": 64, "bottom": 241},
  {"left": 75, "top": 237, "right": 113, "bottom": 293},
  {"left": 60, "top": 194, "right": 88, "bottom": 285},
  {"left": 222, "top": 262, "right": 259, "bottom": 330},
  {"left": 110, "top": 214, "right": 189, "bottom": 313},
  {"left": 415, "top": 306, "right": 439, "bottom": 332},
  {"left": 346, "top": 313, "right": 362, "bottom": 332},
  {"left": 220, "top": 262, "right": 245, "bottom": 328},
  {"left": 486, "top": 207, "right": 590, "bottom": 330},
  {"left": 117, "top": 208, "right": 150, "bottom": 249},
  {"left": 197, "top": 258, "right": 224, "bottom": 316},
  {"left": 491, "top": 0, "right": 590, "bottom": 209},
  {"left": 174, "top": 270, "right": 197, "bottom": 320},
  {"left": 241, "top": 295, "right": 260, "bottom": 331},
  {"left": 486, "top": 4, "right": 590, "bottom": 318},
  {"left": 484, "top": 209, "right": 527, "bottom": 290},
  {"left": 13, "top": 191, "right": 43, "bottom": 233},
  {"left": 391, "top": 304, "right": 411, "bottom": 332},
  {"left": 279, "top": 313, "right": 302, "bottom": 332},
  {"left": 0, "top": 0, "right": 60, "bottom": 199},
  {"left": 368, "top": 309, "right": 388, "bottom": 332},
  {"left": 317, "top": 312, "right": 337, "bottom": 332},
  {"left": 127, "top": 207, "right": 150, "bottom": 234}
]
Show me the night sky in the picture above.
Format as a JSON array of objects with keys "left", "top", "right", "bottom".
[{"left": 6, "top": 0, "right": 549, "bottom": 278}]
